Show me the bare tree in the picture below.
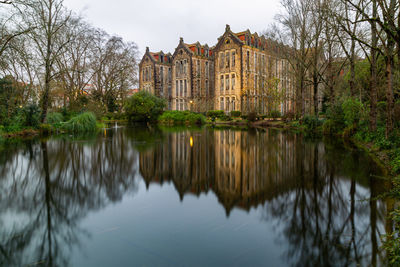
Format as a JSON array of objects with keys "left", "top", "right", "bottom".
[{"left": 15, "top": 0, "right": 72, "bottom": 122}]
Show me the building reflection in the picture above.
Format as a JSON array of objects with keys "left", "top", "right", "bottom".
[
  {"left": 140, "top": 128, "right": 307, "bottom": 215},
  {"left": 139, "top": 127, "right": 391, "bottom": 266}
]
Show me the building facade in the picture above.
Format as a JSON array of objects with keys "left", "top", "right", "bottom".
[{"left": 139, "top": 25, "right": 294, "bottom": 114}]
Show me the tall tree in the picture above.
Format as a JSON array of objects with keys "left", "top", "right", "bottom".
[{"left": 15, "top": 0, "right": 72, "bottom": 122}]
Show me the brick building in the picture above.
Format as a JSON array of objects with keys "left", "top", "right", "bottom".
[{"left": 139, "top": 25, "right": 295, "bottom": 114}]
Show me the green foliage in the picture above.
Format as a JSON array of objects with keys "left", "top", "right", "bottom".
[
  {"left": 20, "top": 104, "right": 41, "bottom": 128},
  {"left": 158, "top": 111, "right": 206, "bottom": 125},
  {"left": 46, "top": 112, "right": 63, "bottom": 125},
  {"left": 39, "top": 123, "right": 52, "bottom": 134},
  {"left": 230, "top": 111, "right": 241, "bottom": 117},
  {"left": 269, "top": 110, "right": 281, "bottom": 119},
  {"left": 381, "top": 211, "right": 400, "bottom": 266},
  {"left": 341, "top": 98, "right": 366, "bottom": 127},
  {"left": 282, "top": 111, "right": 295, "bottom": 122},
  {"left": 62, "top": 112, "right": 97, "bottom": 133},
  {"left": 206, "top": 110, "right": 225, "bottom": 119},
  {"left": 322, "top": 101, "right": 346, "bottom": 135},
  {"left": 247, "top": 112, "right": 257, "bottom": 122},
  {"left": 302, "top": 115, "right": 322, "bottom": 132},
  {"left": 124, "top": 91, "right": 166, "bottom": 123}
]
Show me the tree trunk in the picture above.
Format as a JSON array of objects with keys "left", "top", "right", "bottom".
[
  {"left": 349, "top": 39, "right": 356, "bottom": 97},
  {"left": 385, "top": 51, "right": 395, "bottom": 137},
  {"left": 369, "top": 0, "right": 378, "bottom": 131}
]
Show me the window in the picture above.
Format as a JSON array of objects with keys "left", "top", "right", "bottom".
[
  {"left": 180, "top": 80, "right": 183, "bottom": 96},
  {"left": 205, "top": 80, "right": 209, "bottom": 94},
  {"left": 254, "top": 52, "right": 257, "bottom": 71},
  {"left": 226, "top": 51, "right": 230, "bottom": 68},
  {"left": 160, "top": 66, "right": 163, "bottom": 83},
  {"left": 176, "top": 62, "right": 179, "bottom": 76},
  {"left": 184, "top": 60, "right": 187, "bottom": 74},
  {"left": 231, "top": 74, "right": 235, "bottom": 90},
  {"left": 255, "top": 75, "right": 258, "bottom": 90},
  {"left": 197, "top": 60, "right": 200, "bottom": 76},
  {"left": 247, "top": 51, "right": 250, "bottom": 70},
  {"left": 168, "top": 67, "right": 172, "bottom": 82},
  {"left": 220, "top": 97, "right": 224, "bottom": 110},
  {"left": 232, "top": 51, "right": 236, "bottom": 67},
  {"left": 220, "top": 52, "right": 224, "bottom": 70},
  {"left": 226, "top": 97, "right": 230, "bottom": 112},
  {"left": 220, "top": 75, "right": 224, "bottom": 91},
  {"left": 176, "top": 99, "right": 179, "bottom": 110},
  {"left": 232, "top": 98, "right": 236, "bottom": 111},
  {"left": 205, "top": 61, "right": 209, "bottom": 77},
  {"left": 184, "top": 80, "right": 187, "bottom": 96},
  {"left": 175, "top": 81, "right": 178, "bottom": 97},
  {"left": 225, "top": 74, "right": 229, "bottom": 90}
]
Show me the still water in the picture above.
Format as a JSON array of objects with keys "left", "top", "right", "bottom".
[{"left": 0, "top": 126, "right": 392, "bottom": 266}]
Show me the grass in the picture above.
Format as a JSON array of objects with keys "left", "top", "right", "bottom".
[{"left": 62, "top": 112, "right": 98, "bottom": 133}]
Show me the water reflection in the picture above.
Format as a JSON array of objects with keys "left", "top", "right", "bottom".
[
  {"left": 0, "top": 129, "right": 139, "bottom": 266},
  {"left": 0, "top": 126, "right": 392, "bottom": 266},
  {"left": 139, "top": 127, "right": 390, "bottom": 266}
]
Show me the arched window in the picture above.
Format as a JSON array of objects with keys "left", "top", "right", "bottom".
[
  {"left": 220, "top": 97, "right": 224, "bottom": 110},
  {"left": 231, "top": 74, "right": 235, "bottom": 90}
]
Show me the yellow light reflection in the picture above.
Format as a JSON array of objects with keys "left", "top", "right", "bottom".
[{"left": 190, "top": 136, "right": 193, "bottom": 147}]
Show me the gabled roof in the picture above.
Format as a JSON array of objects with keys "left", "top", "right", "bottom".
[{"left": 172, "top": 37, "right": 194, "bottom": 58}]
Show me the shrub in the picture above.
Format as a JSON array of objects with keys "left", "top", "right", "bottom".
[
  {"left": 282, "top": 111, "right": 295, "bottom": 122},
  {"left": 247, "top": 112, "right": 257, "bottom": 122},
  {"left": 62, "top": 112, "right": 97, "bottom": 133},
  {"left": 158, "top": 110, "right": 205, "bottom": 125},
  {"left": 21, "top": 104, "right": 41, "bottom": 128},
  {"left": 39, "top": 123, "right": 52, "bottom": 134},
  {"left": 230, "top": 111, "right": 241, "bottom": 117},
  {"left": 342, "top": 98, "right": 366, "bottom": 127},
  {"left": 206, "top": 110, "right": 225, "bottom": 119},
  {"left": 269, "top": 110, "right": 281, "bottom": 119},
  {"left": 302, "top": 115, "right": 322, "bottom": 132},
  {"left": 46, "top": 112, "right": 63, "bottom": 125},
  {"left": 124, "top": 91, "right": 166, "bottom": 123}
]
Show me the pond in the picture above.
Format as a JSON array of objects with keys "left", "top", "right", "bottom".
[{"left": 0, "top": 126, "right": 392, "bottom": 266}]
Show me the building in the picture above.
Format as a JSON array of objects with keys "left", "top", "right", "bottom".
[{"left": 139, "top": 25, "right": 294, "bottom": 115}]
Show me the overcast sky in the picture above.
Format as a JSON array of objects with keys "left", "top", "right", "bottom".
[{"left": 63, "top": 0, "right": 281, "bottom": 57}]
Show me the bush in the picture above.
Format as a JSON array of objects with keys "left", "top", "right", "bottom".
[
  {"left": 39, "top": 123, "right": 52, "bottom": 134},
  {"left": 21, "top": 104, "right": 41, "bottom": 128},
  {"left": 124, "top": 91, "right": 166, "bottom": 123},
  {"left": 283, "top": 111, "right": 295, "bottom": 122},
  {"left": 269, "top": 110, "right": 281, "bottom": 119},
  {"left": 230, "top": 111, "right": 241, "bottom": 117},
  {"left": 46, "top": 112, "right": 63, "bottom": 125},
  {"left": 62, "top": 112, "right": 97, "bottom": 133},
  {"left": 302, "top": 115, "right": 322, "bottom": 132},
  {"left": 342, "top": 98, "right": 366, "bottom": 127},
  {"left": 158, "top": 110, "right": 205, "bottom": 125},
  {"left": 247, "top": 112, "right": 257, "bottom": 122},
  {"left": 206, "top": 110, "right": 225, "bottom": 119}
]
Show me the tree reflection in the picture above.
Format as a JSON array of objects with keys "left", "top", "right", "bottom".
[
  {"left": 0, "top": 128, "right": 139, "bottom": 266},
  {"left": 139, "top": 127, "right": 389, "bottom": 266}
]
